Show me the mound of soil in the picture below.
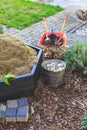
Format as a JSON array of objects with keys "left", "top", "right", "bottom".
[
  {"left": 0, "top": 34, "right": 37, "bottom": 78},
  {"left": 42, "top": 34, "right": 63, "bottom": 46}
]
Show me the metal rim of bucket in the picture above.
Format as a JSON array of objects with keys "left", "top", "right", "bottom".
[{"left": 41, "top": 59, "right": 66, "bottom": 73}]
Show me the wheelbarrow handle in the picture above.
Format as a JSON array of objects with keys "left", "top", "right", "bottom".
[
  {"left": 61, "top": 16, "right": 68, "bottom": 32},
  {"left": 43, "top": 17, "right": 49, "bottom": 32}
]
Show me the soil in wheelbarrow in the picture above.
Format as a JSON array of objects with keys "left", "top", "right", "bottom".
[
  {"left": 0, "top": 34, "right": 37, "bottom": 79},
  {"left": 42, "top": 34, "right": 63, "bottom": 46}
]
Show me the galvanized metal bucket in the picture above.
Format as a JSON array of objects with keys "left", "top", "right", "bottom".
[{"left": 41, "top": 59, "right": 66, "bottom": 87}]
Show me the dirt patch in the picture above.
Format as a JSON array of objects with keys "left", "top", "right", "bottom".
[
  {"left": 0, "top": 34, "right": 37, "bottom": 78},
  {"left": 42, "top": 34, "right": 63, "bottom": 46}
]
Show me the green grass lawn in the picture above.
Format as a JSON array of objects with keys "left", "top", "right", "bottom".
[{"left": 0, "top": 0, "right": 63, "bottom": 29}]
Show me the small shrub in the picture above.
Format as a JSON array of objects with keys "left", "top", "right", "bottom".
[{"left": 64, "top": 43, "right": 87, "bottom": 75}]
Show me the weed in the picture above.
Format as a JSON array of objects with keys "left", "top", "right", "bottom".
[{"left": 81, "top": 116, "right": 87, "bottom": 129}]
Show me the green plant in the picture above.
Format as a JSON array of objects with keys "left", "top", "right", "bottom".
[
  {"left": 0, "top": 26, "right": 3, "bottom": 34},
  {"left": 81, "top": 116, "right": 87, "bottom": 129},
  {"left": 2, "top": 73, "right": 16, "bottom": 85},
  {"left": 64, "top": 43, "right": 87, "bottom": 75},
  {"left": 50, "top": 126, "right": 55, "bottom": 130}
]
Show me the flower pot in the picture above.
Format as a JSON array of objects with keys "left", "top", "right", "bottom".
[
  {"left": 0, "top": 44, "right": 42, "bottom": 102},
  {"left": 41, "top": 59, "right": 66, "bottom": 87}
]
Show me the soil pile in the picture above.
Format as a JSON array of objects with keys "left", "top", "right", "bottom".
[
  {"left": 0, "top": 34, "right": 37, "bottom": 78},
  {"left": 42, "top": 34, "right": 63, "bottom": 46}
]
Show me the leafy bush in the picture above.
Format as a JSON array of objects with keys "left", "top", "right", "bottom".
[{"left": 64, "top": 43, "right": 87, "bottom": 75}]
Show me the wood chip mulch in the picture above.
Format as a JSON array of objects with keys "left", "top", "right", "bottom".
[{"left": 0, "top": 69, "right": 87, "bottom": 130}]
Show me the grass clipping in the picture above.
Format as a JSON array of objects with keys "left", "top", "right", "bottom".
[{"left": 0, "top": 34, "right": 37, "bottom": 79}]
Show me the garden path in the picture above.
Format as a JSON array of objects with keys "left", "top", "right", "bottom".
[
  {"left": 2, "top": 10, "right": 87, "bottom": 49},
  {"left": 32, "top": 0, "right": 87, "bottom": 10}
]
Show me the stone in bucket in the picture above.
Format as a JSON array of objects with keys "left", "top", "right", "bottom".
[{"left": 41, "top": 59, "right": 66, "bottom": 87}]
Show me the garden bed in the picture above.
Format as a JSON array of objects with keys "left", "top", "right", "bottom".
[{"left": 0, "top": 43, "right": 42, "bottom": 102}]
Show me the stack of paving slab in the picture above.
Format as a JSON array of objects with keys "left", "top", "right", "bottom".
[{"left": 0, "top": 98, "right": 29, "bottom": 123}]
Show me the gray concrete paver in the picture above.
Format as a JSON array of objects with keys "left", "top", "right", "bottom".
[{"left": 2, "top": 10, "right": 87, "bottom": 48}]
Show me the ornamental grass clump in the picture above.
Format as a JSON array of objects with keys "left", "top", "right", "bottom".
[
  {"left": 0, "top": 34, "right": 37, "bottom": 79},
  {"left": 64, "top": 43, "right": 87, "bottom": 75}
]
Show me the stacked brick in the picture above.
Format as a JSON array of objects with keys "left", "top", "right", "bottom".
[{"left": 0, "top": 98, "right": 29, "bottom": 123}]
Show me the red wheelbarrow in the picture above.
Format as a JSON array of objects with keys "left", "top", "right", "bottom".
[{"left": 38, "top": 31, "right": 66, "bottom": 58}]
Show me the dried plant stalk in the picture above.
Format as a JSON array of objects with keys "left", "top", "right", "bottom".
[{"left": 0, "top": 34, "right": 37, "bottom": 79}]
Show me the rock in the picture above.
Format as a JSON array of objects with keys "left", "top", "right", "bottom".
[
  {"left": 76, "top": 9, "right": 87, "bottom": 21},
  {"left": 28, "top": 126, "right": 34, "bottom": 130},
  {"left": 30, "top": 106, "right": 34, "bottom": 115},
  {"left": 43, "top": 60, "right": 65, "bottom": 72},
  {"left": 0, "top": 104, "right": 6, "bottom": 123}
]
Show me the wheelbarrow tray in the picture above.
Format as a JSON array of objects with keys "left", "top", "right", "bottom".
[{"left": 39, "top": 32, "right": 66, "bottom": 48}]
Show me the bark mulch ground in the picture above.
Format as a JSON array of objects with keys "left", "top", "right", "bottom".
[{"left": 0, "top": 69, "right": 87, "bottom": 130}]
